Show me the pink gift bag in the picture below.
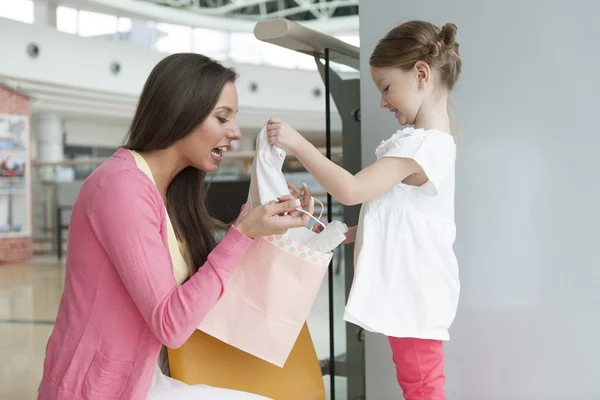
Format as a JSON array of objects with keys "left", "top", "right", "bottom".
[
  {"left": 198, "top": 234, "right": 331, "bottom": 367},
  {"left": 197, "top": 123, "right": 336, "bottom": 367}
]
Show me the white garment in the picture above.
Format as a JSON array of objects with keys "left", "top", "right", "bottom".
[
  {"left": 247, "top": 124, "right": 322, "bottom": 245},
  {"left": 147, "top": 366, "right": 270, "bottom": 400},
  {"left": 343, "top": 127, "right": 460, "bottom": 340},
  {"left": 247, "top": 124, "right": 288, "bottom": 207},
  {"left": 128, "top": 151, "right": 270, "bottom": 400}
]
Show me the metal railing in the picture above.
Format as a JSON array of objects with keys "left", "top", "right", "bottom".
[{"left": 31, "top": 148, "right": 343, "bottom": 259}]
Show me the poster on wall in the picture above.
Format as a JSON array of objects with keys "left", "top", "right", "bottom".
[{"left": 0, "top": 114, "right": 28, "bottom": 189}]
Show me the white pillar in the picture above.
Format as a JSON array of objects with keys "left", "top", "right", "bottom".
[
  {"left": 240, "top": 131, "right": 256, "bottom": 152},
  {"left": 34, "top": 0, "right": 58, "bottom": 27},
  {"left": 32, "top": 113, "right": 63, "bottom": 181}
]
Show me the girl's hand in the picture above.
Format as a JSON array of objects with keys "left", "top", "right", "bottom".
[
  {"left": 279, "top": 182, "right": 314, "bottom": 226},
  {"left": 267, "top": 118, "right": 306, "bottom": 154},
  {"left": 234, "top": 199, "right": 307, "bottom": 238},
  {"left": 313, "top": 222, "right": 326, "bottom": 234},
  {"left": 343, "top": 226, "right": 358, "bottom": 244},
  {"left": 314, "top": 224, "right": 356, "bottom": 240}
]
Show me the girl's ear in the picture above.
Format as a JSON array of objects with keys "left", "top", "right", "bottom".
[{"left": 414, "top": 61, "right": 431, "bottom": 89}]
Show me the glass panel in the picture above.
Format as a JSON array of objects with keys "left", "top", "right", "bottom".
[
  {"left": 261, "top": 43, "right": 303, "bottom": 69},
  {"left": 120, "top": 20, "right": 157, "bottom": 48},
  {"left": 261, "top": 43, "right": 316, "bottom": 70},
  {"left": 154, "top": 23, "right": 192, "bottom": 54},
  {"left": 193, "top": 28, "right": 230, "bottom": 60},
  {"left": 324, "top": 48, "right": 364, "bottom": 400},
  {"left": 117, "top": 17, "right": 131, "bottom": 33},
  {"left": 77, "top": 10, "right": 117, "bottom": 38},
  {"left": 0, "top": 0, "right": 33, "bottom": 24},
  {"left": 335, "top": 34, "right": 360, "bottom": 47},
  {"left": 56, "top": 6, "right": 77, "bottom": 34},
  {"left": 296, "top": 55, "right": 319, "bottom": 71},
  {"left": 229, "top": 32, "right": 262, "bottom": 65}
]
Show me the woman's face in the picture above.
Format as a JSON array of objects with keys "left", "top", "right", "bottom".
[{"left": 179, "top": 81, "right": 241, "bottom": 173}]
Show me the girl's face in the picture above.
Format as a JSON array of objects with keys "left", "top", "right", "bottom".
[{"left": 370, "top": 65, "right": 425, "bottom": 126}]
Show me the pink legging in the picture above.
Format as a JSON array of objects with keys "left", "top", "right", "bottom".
[{"left": 388, "top": 337, "right": 446, "bottom": 400}]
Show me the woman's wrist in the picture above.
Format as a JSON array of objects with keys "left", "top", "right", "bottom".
[{"left": 233, "top": 220, "right": 251, "bottom": 238}]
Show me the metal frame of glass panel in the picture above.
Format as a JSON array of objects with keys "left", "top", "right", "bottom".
[
  {"left": 316, "top": 48, "right": 364, "bottom": 400},
  {"left": 254, "top": 18, "right": 364, "bottom": 400}
]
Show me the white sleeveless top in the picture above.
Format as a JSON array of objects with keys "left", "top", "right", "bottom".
[{"left": 344, "top": 128, "right": 460, "bottom": 341}]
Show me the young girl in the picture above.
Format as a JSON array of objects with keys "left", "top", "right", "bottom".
[{"left": 267, "top": 20, "right": 462, "bottom": 400}]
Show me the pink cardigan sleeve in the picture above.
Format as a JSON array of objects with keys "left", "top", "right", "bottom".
[{"left": 87, "top": 169, "right": 253, "bottom": 348}]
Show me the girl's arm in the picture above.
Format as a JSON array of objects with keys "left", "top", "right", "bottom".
[
  {"left": 268, "top": 119, "right": 423, "bottom": 206},
  {"left": 293, "top": 139, "right": 420, "bottom": 205},
  {"left": 344, "top": 226, "right": 358, "bottom": 244}
]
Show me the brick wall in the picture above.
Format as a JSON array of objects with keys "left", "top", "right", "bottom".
[
  {"left": 0, "top": 85, "right": 30, "bottom": 114},
  {"left": 0, "top": 84, "right": 33, "bottom": 264},
  {"left": 0, "top": 237, "right": 33, "bottom": 263}
]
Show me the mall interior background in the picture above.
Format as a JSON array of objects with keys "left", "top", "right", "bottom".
[{"left": 1, "top": 1, "right": 359, "bottom": 399}]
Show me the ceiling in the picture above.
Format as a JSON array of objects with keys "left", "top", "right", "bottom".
[
  {"left": 141, "top": 0, "right": 358, "bottom": 22},
  {"left": 55, "top": 0, "right": 359, "bottom": 34}
]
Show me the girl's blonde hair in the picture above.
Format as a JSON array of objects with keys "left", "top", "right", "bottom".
[
  {"left": 371, "top": 21, "right": 463, "bottom": 139},
  {"left": 370, "top": 21, "right": 462, "bottom": 91}
]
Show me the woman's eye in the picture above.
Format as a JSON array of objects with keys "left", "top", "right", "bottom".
[
  {"left": 383, "top": 86, "right": 389, "bottom": 93},
  {"left": 217, "top": 117, "right": 228, "bottom": 123}
]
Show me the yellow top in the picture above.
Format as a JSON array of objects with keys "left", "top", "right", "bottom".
[{"left": 128, "top": 150, "right": 189, "bottom": 285}]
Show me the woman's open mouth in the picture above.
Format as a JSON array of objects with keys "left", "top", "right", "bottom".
[{"left": 211, "top": 147, "right": 227, "bottom": 162}]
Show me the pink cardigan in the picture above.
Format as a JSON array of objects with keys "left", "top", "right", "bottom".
[{"left": 38, "top": 148, "right": 253, "bottom": 400}]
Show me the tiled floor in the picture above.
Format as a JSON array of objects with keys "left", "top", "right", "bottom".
[
  {"left": 0, "top": 260, "right": 64, "bottom": 400},
  {"left": 0, "top": 257, "right": 350, "bottom": 400}
]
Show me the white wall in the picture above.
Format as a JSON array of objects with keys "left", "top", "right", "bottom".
[
  {"left": 0, "top": 17, "right": 344, "bottom": 143},
  {"left": 0, "top": 18, "right": 329, "bottom": 112},
  {"left": 63, "top": 116, "right": 128, "bottom": 148},
  {"left": 360, "top": 1, "right": 600, "bottom": 399}
]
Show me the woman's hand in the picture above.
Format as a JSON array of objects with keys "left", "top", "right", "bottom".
[
  {"left": 286, "top": 182, "right": 313, "bottom": 213},
  {"left": 267, "top": 118, "right": 306, "bottom": 155},
  {"left": 234, "top": 199, "right": 308, "bottom": 238},
  {"left": 286, "top": 182, "right": 326, "bottom": 230}
]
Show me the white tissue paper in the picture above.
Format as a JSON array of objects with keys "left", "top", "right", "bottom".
[{"left": 247, "top": 123, "right": 347, "bottom": 251}]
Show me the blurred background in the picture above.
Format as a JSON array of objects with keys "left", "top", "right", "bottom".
[
  {"left": 3, "top": 1, "right": 600, "bottom": 400},
  {"left": 0, "top": 0, "right": 359, "bottom": 398}
]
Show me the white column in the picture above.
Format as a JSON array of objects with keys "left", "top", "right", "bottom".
[
  {"left": 34, "top": 0, "right": 58, "bottom": 27},
  {"left": 239, "top": 130, "right": 256, "bottom": 152},
  {"left": 32, "top": 113, "right": 63, "bottom": 181}
]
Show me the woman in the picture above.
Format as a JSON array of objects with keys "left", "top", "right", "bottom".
[{"left": 38, "top": 53, "right": 312, "bottom": 400}]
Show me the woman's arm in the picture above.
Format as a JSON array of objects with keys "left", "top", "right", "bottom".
[
  {"left": 90, "top": 170, "right": 306, "bottom": 348},
  {"left": 88, "top": 170, "right": 252, "bottom": 349},
  {"left": 268, "top": 119, "right": 423, "bottom": 206}
]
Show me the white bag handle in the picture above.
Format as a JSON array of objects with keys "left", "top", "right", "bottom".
[
  {"left": 294, "top": 197, "right": 326, "bottom": 229},
  {"left": 265, "top": 196, "right": 326, "bottom": 229}
]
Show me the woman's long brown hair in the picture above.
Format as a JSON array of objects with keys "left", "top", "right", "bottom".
[{"left": 124, "top": 53, "right": 236, "bottom": 275}]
